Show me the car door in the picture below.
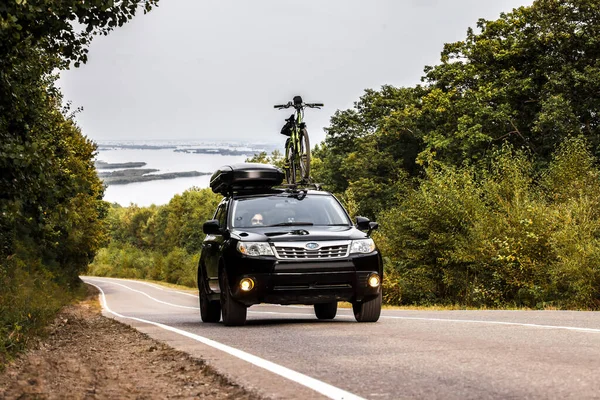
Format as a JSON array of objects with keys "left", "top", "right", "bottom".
[{"left": 204, "top": 201, "right": 228, "bottom": 292}]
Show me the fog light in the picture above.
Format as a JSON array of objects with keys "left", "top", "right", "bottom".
[
  {"left": 367, "top": 273, "right": 380, "bottom": 288},
  {"left": 240, "top": 278, "right": 255, "bottom": 292}
]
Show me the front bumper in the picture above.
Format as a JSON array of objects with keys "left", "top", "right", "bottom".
[{"left": 224, "top": 252, "right": 383, "bottom": 306}]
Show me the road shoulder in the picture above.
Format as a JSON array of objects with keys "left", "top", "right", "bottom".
[{"left": 0, "top": 285, "right": 260, "bottom": 399}]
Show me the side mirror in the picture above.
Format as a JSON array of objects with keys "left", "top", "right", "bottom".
[
  {"left": 203, "top": 219, "right": 220, "bottom": 235},
  {"left": 355, "top": 216, "right": 371, "bottom": 231},
  {"left": 368, "top": 222, "right": 379, "bottom": 237}
]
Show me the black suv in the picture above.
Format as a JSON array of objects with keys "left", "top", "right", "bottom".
[{"left": 198, "top": 163, "right": 383, "bottom": 326}]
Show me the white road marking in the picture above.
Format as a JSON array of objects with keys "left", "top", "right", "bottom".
[
  {"left": 85, "top": 277, "right": 600, "bottom": 333},
  {"left": 130, "top": 280, "right": 198, "bottom": 298},
  {"left": 83, "top": 276, "right": 199, "bottom": 298},
  {"left": 86, "top": 281, "right": 365, "bottom": 400},
  {"left": 379, "top": 315, "right": 600, "bottom": 333},
  {"left": 247, "top": 310, "right": 600, "bottom": 333},
  {"left": 85, "top": 278, "right": 197, "bottom": 310}
]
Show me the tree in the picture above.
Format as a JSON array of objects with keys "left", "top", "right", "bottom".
[
  {"left": 1, "top": 0, "right": 160, "bottom": 266},
  {"left": 1, "top": 0, "right": 161, "bottom": 359},
  {"left": 419, "top": 0, "right": 600, "bottom": 166},
  {"left": 245, "top": 150, "right": 284, "bottom": 169}
]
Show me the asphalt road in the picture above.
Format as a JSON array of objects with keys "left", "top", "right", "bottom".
[{"left": 82, "top": 276, "right": 600, "bottom": 400}]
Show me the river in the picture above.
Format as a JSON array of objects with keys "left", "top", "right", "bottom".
[{"left": 96, "top": 141, "right": 279, "bottom": 206}]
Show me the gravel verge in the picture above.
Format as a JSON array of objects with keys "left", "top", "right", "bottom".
[{"left": 0, "top": 285, "right": 262, "bottom": 399}]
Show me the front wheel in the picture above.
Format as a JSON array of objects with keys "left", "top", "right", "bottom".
[
  {"left": 199, "top": 275, "right": 221, "bottom": 323},
  {"left": 219, "top": 270, "right": 247, "bottom": 326},
  {"left": 352, "top": 291, "right": 382, "bottom": 322},
  {"left": 314, "top": 302, "right": 337, "bottom": 320}
]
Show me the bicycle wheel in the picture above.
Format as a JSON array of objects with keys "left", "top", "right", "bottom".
[
  {"left": 284, "top": 138, "right": 295, "bottom": 185},
  {"left": 299, "top": 128, "right": 311, "bottom": 183}
]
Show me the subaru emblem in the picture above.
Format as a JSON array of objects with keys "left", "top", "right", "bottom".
[{"left": 305, "top": 242, "right": 320, "bottom": 250}]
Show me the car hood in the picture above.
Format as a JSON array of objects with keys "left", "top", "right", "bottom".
[{"left": 231, "top": 225, "right": 367, "bottom": 242}]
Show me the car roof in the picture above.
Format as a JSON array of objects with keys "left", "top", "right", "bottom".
[{"left": 230, "top": 189, "right": 332, "bottom": 200}]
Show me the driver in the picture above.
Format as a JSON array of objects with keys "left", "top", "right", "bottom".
[{"left": 251, "top": 213, "right": 264, "bottom": 226}]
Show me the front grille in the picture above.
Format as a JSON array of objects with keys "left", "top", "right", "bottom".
[{"left": 273, "top": 241, "right": 350, "bottom": 259}]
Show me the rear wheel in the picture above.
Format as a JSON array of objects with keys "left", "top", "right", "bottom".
[
  {"left": 352, "top": 291, "right": 382, "bottom": 322},
  {"left": 219, "top": 270, "right": 247, "bottom": 326},
  {"left": 299, "top": 128, "right": 311, "bottom": 183},
  {"left": 199, "top": 275, "right": 221, "bottom": 323},
  {"left": 314, "top": 302, "right": 337, "bottom": 320}
]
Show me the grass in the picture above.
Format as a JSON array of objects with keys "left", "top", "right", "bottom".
[
  {"left": 0, "top": 275, "right": 89, "bottom": 371},
  {"left": 337, "top": 301, "right": 497, "bottom": 311}
]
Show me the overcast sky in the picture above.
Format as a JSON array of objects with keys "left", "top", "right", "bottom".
[{"left": 58, "top": 0, "right": 533, "bottom": 146}]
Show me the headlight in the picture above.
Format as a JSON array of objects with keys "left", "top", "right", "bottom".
[
  {"left": 350, "top": 238, "right": 376, "bottom": 254},
  {"left": 237, "top": 242, "right": 274, "bottom": 256}
]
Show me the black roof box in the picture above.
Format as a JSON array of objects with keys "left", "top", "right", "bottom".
[{"left": 210, "top": 163, "right": 284, "bottom": 195}]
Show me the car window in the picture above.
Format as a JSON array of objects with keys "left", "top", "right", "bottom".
[
  {"left": 231, "top": 194, "right": 351, "bottom": 228},
  {"left": 214, "top": 203, "right": 227, "bottom": 228}
]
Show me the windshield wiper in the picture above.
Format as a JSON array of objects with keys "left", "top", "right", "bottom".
[
  {"left": 268, "top": 222, "right": 314, "bottom": 227},
  {"left": 265, "top": 229, "right": 310, "bottom": 237}
]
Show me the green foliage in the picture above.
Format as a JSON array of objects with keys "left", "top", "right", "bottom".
[
  {"left": 88, "top": 243, "right": 199, "bottom": 288},
  {"left": 0, "top": 257, "right": 80, "bottom": 369},
  {"left": 378, "top": 138, "right": 600, "bottom": 309},
  {"left": 312, "top": 0, "right": 600, "bottom": 308},
  {"left": 88, "top": 188, "right": 221, "bottom": 287},
  {"left": 316, "top": 0, "right": 600, "bottom": 220},
  {"left": 0, "top": 0, "right": 158, "bottom": 68},
  {"left": 420, "top": 0, "right": 600, "bottom": 165},
  {"left": 314, "top": 86, "right": 424, "bottom": 199},
  {"left": 0, "top": 0, "right": 159, "bottom": 363},
  {"left": 245, "top": 150, "right": 285, "bottom": 169}
]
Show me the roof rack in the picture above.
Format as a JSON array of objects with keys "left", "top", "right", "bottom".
[{"left": 278, "top": 183, "right": 323, "bottom": 191}]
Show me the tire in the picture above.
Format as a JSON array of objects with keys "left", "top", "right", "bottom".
[
  {"left": 199, "top": 276, "right": 221, "bottom": 323},
  {"left": 299, "top": 128, "right": 311, "bottom": 183},
  {"left": 219, "top": 269, "right": 247, "bottom": 326},
  {"left": 284, "top": 138, "right": 295, "bottom": 185},
  {"left": 352, "top": 291, "right": 382, "bottom": 322},
  {"left": 314, "top": 302, "right": 337, "bottom": 320}
]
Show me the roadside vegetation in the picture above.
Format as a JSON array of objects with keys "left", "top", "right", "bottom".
[
  {"left": 310, "top": 0, "right": 600, "bottom": 309},
  {"left": 0, "top": 1, "right": 159, "bottom": 368},
  {"left": 89, "top": 0, "right": 600, "bottom": 311},
  {"left": 88, "top": 188, "right": 221, "bottom": 287}
]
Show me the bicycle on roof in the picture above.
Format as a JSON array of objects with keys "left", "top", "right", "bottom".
[{"left": 274, "top": 95, "right": 323, "bottom": 185}]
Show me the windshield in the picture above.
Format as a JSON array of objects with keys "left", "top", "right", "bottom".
[{"left": 231, "top": 194, "right": 351, "bottom": 228}]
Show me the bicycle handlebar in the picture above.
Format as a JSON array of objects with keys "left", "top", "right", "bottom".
[{"left": 274, "top": 101, "right": 323, "bottom": 110}]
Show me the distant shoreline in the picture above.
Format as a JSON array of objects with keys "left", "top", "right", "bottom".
[
  {"left": 174, "top": 148, "right": 255, "bottom": 156},
  {"left": 97, "top": 145, "right": 177, "bottom": 150},
  {"left": 94, "top": 161, "right": 211, "bottom": 186},
  {"left": 95, "top": 161, "right": 147, "bottom": 169},
  {"left": 101, "top": 170, "right": 210, "bottom": 185}
]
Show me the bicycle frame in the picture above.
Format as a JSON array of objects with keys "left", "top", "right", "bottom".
[{"left": 286, "top": 108, "right": 304, "bottom": 167}]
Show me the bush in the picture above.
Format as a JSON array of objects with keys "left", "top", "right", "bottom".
[
  {"left": 88, "top": 244, "right": 199, "bottom": 289},
  {"left": 87, "top": 187, "right": 219, "bottom": 289},
  {"left": 378, "top": 137, "right": 600, "bottom": 309},
  {"left": 0, "top": 257, "right": 83, "bottom": 369}
]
